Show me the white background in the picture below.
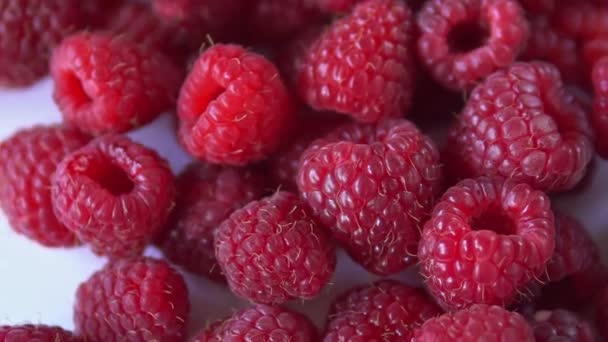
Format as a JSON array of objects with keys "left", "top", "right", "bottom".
[{"left": 0, "top": 79, "right": 607, "bottom": 338}]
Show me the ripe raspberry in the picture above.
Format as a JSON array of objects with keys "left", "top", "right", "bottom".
[
  {"left": 316, "top": 0, "right": 362, "bottom": 13},
  {"left": 518, "top": 0, "right": 554, "bottom": 14},
  {"left": 297, "top": 118, "right": 442, "bottom": 275},
  {"left": 583, "top": 36, "right": 608, "bottom": 69},
  {"left": 193, "top": 305, "right": 318, "bottom": 341},
  {"left": 553, "top": 2, "right": 608, "bottom": 40},
  {"left": 51, "top": 32, "right": 183, "bottom": 136},
  {"left": 0, "top": 0, "right": 85, "bottom": 87},
  {"left": 531, "top": 310, "right": 594, "bottom": 342},
  {"left": 74, "top": 258, "right": 189, "bottom": 342},
  {"left": 215, "top": 191, "right": 336, "bottom": 304},
  {"left": 297, "top": 0, "right": 415, "bottom": 123},
  {"left": 275, "top": 27, "right": 322, "bottom": 92},
  {"left": 417, "top": 0, "right": 529, "bottom": 91},
  {"left": 178, "top": 44, "right": 293, "bottom": 165},
  {"left": 323, "top": 280, "right": 443, "bottom": 341},
  {"left": 245, "top": 0, "right": 322, "bottom": 43},
  {"left": 446, "top": 62, "right": 593, "bottom": 192},
  {"left": 51, "top": 135, "right": 175, "bottom": 258},
  {"left": 418, "top": 177, "right": 555, "bottom": 310},
  {"left": 592, "top": 56, "right": 608, "bottom": 159},
  {"left": 0, "top": 125, "right": 90, "bottom": 247},
  {"left": 0, "top": 324, "right": 81, "bottom": 342},
  {"left": 159, "top": 163, "right": 268, "bottom": 281},
  {"left": 412, "top": 304, "right": 534, "bottom": 341}
]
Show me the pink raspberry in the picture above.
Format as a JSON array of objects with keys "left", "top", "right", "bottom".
[
  {"left": 0, "top": 324, "right": 81, "bottom": 342},
  {"left": 418, "top": 177, "right": 555, "bottom": 310},
  {"left": 592, "top": 56, "right": 608, "bottom": 158},
  {"left": 297, "top": 118, "right": 442, "bottom": 275},
  {"left": 531, "top": 310, "right": 594, "bottom": 342}
]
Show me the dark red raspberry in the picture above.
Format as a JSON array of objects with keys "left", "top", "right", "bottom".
[
  {"left": 316, "top": 0, "right": 362, "bottom": 13},
  {"left": 51, "top": 135, "right": 175, "bottom": 258},
  {"left": 592, "top": 56, "right": 608, "bottom": 158},
  {"left": 323, "top": 280, "right": 442, "bottom": 341},
  {"left": 0, "top": 324, "right": 81, "bottom": 342},
  {"left": 79, "top": 0, "right": 124, "bottom": 28},
  {"left": 0, "top": 0, "right": 85, "bottom": 87},
  {"left": 553, "top": 2, "right": 608, "bottom": 41},
  {"left": 412, "top": 304, "right": 534, "bottom": 341},
  {"left": 275, "top": 27, "right": 322, "bottom": 92},
  {"left": 531, "top": 310, "right": 594, "bottom": 342},
  {"left": 193, "top": 305, "right": 318, "bottom": 341},
  {"left": 178, "top": 44, "right": 294, "bottom": 165},
  {"left": 297, "top": 118, "right": 442, "bottom": 275},
  {"left": 297, "top": 0, "right": 415, "bottom": 123},
  {"left": 417, "top": 0, "right": 529, "bottom": 91},
  {"left": 0, "top": 125, "right": 90, "bottom": 247},
  {"left": 159, "top": 163, "right": 268, "bottom": 281},
  {"left": 584, "top": 36, "right": 608, "bottom": 69},
  {"left": 245, "top": 0, "right": 322, "bottom": 43},
  {"left": 446, "top": 62, "right": 593, "bottom": 192},
  {"left": 51, "top": 32, "right": 183, "bottom": 136},
  {"left": 74, "top": 258, "right": 189, "bottom": 342},
  {"left": 215, "top": 191, "right": 336, "bottom": 304},
  {"left": 418, "top": 177, "right": 555, "bottom": 310},
  {"left": 518, "top": 0, "right": 554, "bottom": 14}
]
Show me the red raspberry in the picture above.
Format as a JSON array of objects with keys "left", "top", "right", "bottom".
[
  {"left": 215, "top": 191, "right": 336, "bottom": 304},
  {"left": 159, "top": 163, "right": 268, "bottom": 281},
  {"left": 316, "top": 0, "right": 362, "bottom": 13},
  {"left": 51, "top": 32, "right": 183, "bottom": 136},
  {"left": 178, "top": 44, "right": 293, "bottom": 165},
  {"left": 323, "top": 280, "right": 443, "bottom": 341},
  {"left": 0, "top": 324, "right": 81, "bottom": 342},
  {"left": 418, "top": 177, "right": 555, "bottom": 310},
  {"left": 446, "top": 62, "right": 593, "bottom": 192},
  {"left": 592, "top": 56, "right": 608, "bottom": 158},
  {"left": 530, "top": 310, "right": 594, "bottom": 342},
  {"left": 417, "top": 0, "right": 529, "bottom": 91},
  {"left": 583, "top": 36, "right": 608, "bottom": 69},
  {"left": 553, "top": 2, "right": 608, "bottom": 41},
  {"left": 518, "top": 0, "right": 554, "bottom": 14},
  {"left": 297, "top": 0, "right": 415, "bottom": 123},
  {"left": 0, "top": 125, "right": 90, "bottom": 247},
  {"left": 297, "top": 118, "right": 442, "bottom": 275},
  {"left": 51, "top": 135, "right": 175, "bottom": 258},
  {"left": 74, "top": 258, "right": 189, "bottom": 342},
  {"left": 412, "top": 304, "right": 534, "bottom": 341},
  {"left": 245, "top": 0, "right": 322, "bottom": 43},
  {"left": 275, "top": 27, "right": 322, "bottom": 92},
  {"left": 0, "top": 0, "right": 85, "bottom": 87},
  {"left": 193, "top": 304, "right": 318, "bottom": 341}
]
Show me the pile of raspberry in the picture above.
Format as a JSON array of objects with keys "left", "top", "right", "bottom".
[{"left": 1, "top": 0, "right": 608, "bottom": 341}]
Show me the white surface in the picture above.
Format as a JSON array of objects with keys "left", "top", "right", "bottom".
[{"left": 0, "top": 79, "right": 607, "bottom": 337}]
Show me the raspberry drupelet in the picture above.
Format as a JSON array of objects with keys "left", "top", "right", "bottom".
[
  {"left": 446, "top": 62, "right": 593, "bottom": 192},
  {"left": 297, "top": 0, "right": 415, "bottom": 123},
  {"left": 74, "top": 258, "right": 189, "bottom": 342},
  {"left": 51, "top": 135, "right": 175, "bottom": 258},
  {"left": 297, "top": 118, "right": 442, "bottom": 275},
  {"left": 178, "top": 44, "right": 294, "bottom": 165},
  {"left": 0, "top": 324, "right": 81, "bottom": 342},
  {"left": 215, "top": 191, "right": 336, "bottom": 304},
  {"left": 530, "top": 309, "right": 594, "bottom": 342},
  {"left": 323, "top": 280, "right": 443, "bottom": 341},
  {"left": 0, "top": 125, "right": 90, "bottom": 247},
  {"left": 418, "top": 177, "right": 555, "bottom": 310},
  {"left": 592, "top": 56, "right": 608, "bottom": 159},
  {"left": 417, "top": 0, "right": 529, "bottom": 91}
]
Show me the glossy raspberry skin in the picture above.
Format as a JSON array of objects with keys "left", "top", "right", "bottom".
[
  {"left": 418, "top": 177, "right": 555, "bottom": 310},
  {"left": 74, "top": 258, "right": 189, "bottom": 342},
  {"left": 51, "top": 135, "right": 175, "bottom": 258},
  {"left": 592, "top": 56, "right": 608, "bottom": 159},
  {"left": 412, "top": 304, "right": 534, "bottom": 342},
  {"left": 0, "top": 0, "right": 85, "bottom": 87},
  {"left": 0, "top": 125, "right": 90, "bottom": 247},
  {"left": 297, "top": 118, "right": 442, "bottom": 275},
  {"left": 159, "top": 163, "right": 267, "bottom": 281},
  {"left": 446, "top": 62, "right": 593, "bottom": 193},
  {"left": 193, "top": 305, "right": 318, "bottom": 342},
  {"left": 51, "top": 32, "right": 183, "bottom": 136},
  {"left": 323, "top": 280, "right": 443, "bottom": 341},
  {"left": 215, "top": 191, "right": 336, "bottom": 304},
  {"left": 417, "top": 0, "right": 529, "bottom": 91},
  {"left": 246, "top": 0, "right": 322, "bottom": 43},
  {"left": 178, "top": 44, "right": 293, "bottom": 165},
  {"left": 297, "top": 0, "right": 415, "bottom": 123},
  {"left": 531, "top": 310, "right": 594, "bottom": 342},
  {"left": 0, "top": 324, "right": 81, "bottom": 342}
]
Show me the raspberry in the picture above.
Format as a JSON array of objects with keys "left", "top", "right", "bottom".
[
  {"left": 51, "top": 135, "right": 175, "bottom": 258},
  {"left": 215, "top": 191, "right": 336, "bottom": 304},
  {"left": 297, "top": 118, "right": 442, "bottom": 275},
  {"left": 592, "top": 56, "right": 608, "bottom": 159},
  {"left": 412, "top": 304, "right": 534, "bottom": 341},
  {"left": 446, "top": 62, "right": 593, "bottom": 193},
  {"left": 0, "top": 0, "right": 85, "bottom": 87},
  {"left": 193, "top": 305, "right": 318, "bottom": 341},
  {"left": 275, "top": 27, "right": 322, "bottom": 92},
  {"left": 245, "top": 0, "right": 322, "bottom": 43},
  {"left": 0, "top": 125, "right": 90, "bottom": 247},
  {"left": 74, "top": 258, "right": 189, "bottom": 342},
  {"left": 418, "top": 177, "right": 555, "bottom": 310},
  {"left": 297, "top": 0, "right": 415, "bottom": 123},
  {"left": 51, "top": 32, "right": 183, "bottom": 136},
  {"left": 530, "top": 310, "right": 594, "bottom": 342},
  {"left": 316, "top": 0, "right": 362, "bottom": 13},
  {"left": 553, "top": 2, "right": 608, "bottom": 40},
  {"left": 417, "top": 0, "right": 529, "bottom": 91},
  {"left": 0, "top": 324, "right": 81, "bottom": 342},
  {"left": 584, "top": 36, "right": 608, "bottom": 69},
  {"left": 159, "top": 163, "right": 268, "bottom": 281},
  {"left": 178, "top": 44, "right": 294, "bottom": 165},
  {"left": 323, "top": 280, "right": 443, "bottom": 341}
]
